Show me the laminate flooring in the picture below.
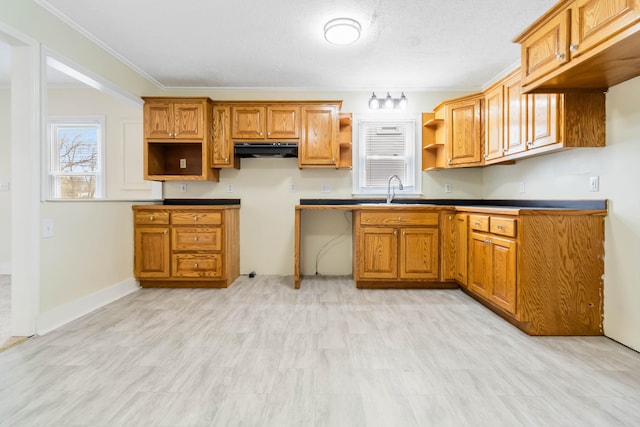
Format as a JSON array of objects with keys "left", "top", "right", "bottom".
[
  {"left": 1, "top": 275, "right": 639, "bottom": 426},
  {"left": 0, "top": 275, "right": 11, "bottom": 348}
]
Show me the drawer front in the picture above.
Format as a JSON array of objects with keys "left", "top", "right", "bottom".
[
  {"left": 172, "top": 253, "right": 223, "bottom": 278},
  {"left": 360, "top": 212, "right": 439, "bottom": 226},
  {"left": 490, "top": 217, "right": 517, "bottom": 237},
  {"left": 469, "top": 215, "right": 490, "bottom": 232},
  {"left": 171, "top": 212, "right": 222, "bottom": 225},
  {"left": 172, "top": 227, "right": 222, "bottom": 251},
  {"left": 135, "top": 211, "right": 170, "bottom": 225}
]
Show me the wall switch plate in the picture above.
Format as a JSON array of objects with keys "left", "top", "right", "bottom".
[
  {"left": 289, "top": 183, "right": 296, "bottom": 192},
  {"left": 321, "top": 184, "right": 331, "bottom": 193},
  {"left": 179, "top": 158, "right": 187, "bottom": 169},
  {"left": 444, "top": 183, "right": 452, "bottom": 193},
  {"left": 42, "top": 218, "right": 54, "bottom": 238},
  {"left": 227, "top": 184, "right": 234, "bottom": 193},
  {"left": 519, "top": 182, "right": 526, "bottom": 194},
  {"left": 590, "top": 176, "right": 599, "bottom": 192},
  {"left": 179, "top": 183, "right": 187, "bottom": 192}
]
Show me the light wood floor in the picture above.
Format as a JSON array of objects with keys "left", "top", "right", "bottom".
[
  {"left": 1, "top": 275, "right": 639, "bottom": 426},
  {"left": 0, "top": 275, "right": 11, "bottom": 348}
]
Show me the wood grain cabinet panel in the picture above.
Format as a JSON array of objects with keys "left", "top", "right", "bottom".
[
  {"left": 454, "top": 214, "right": 469, "bottom": 286},
  {"left": 358, "top": 227, "right": 398, "bottom": 279},
  {"left": 267, "top": 105, "right": 300, "bottom": 139},
  {"left": 133, "top": 206, "right": 239, "bottom": 288},
  {"left": 232, "top": 106, "right": 266, "bottom": 139},
  {"left": 484, "top": 84, "right": 504, "bottom": 161},
  {"left": 447, "top": 96, "right": 483, "bottom": 166},
  {"left": 212, "top": 105, "right": 237, "bottom": 168},
  {"left": 400, "top": 227, "right": 439, "bottom": 279},
  {"left": 299, "top": 105, "right": 338, "bottom": 167}
]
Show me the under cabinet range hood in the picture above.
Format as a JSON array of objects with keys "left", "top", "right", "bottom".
[{"left": 234, "top": 142, "right": 298, "bottom": 158}]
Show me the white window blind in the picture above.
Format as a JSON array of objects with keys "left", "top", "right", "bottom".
[{"left": 355, "top": 118, "right": 420, "bottom": 195}]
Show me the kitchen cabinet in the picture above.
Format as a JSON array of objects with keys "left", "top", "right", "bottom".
[
  {"left": 212, "top": 105, "right": 239, "bottom": 169},
  {"left": 454, "top": 213, "right": 468, "bottom": 286},
  {"left": 515, "top": 0, "right": 640, "bottom": 92},
  {"left": 422, "top": 111, "right": 446, "bottom": 170},
  {"left": 231, "top": 105, "right": 300, "bottom": 140},
  {"left": 143, "top": 97, "right": 219, "bottom": 182},
  {"left": 468, "top": 215, "right": 517, "bottom": 314},
  {"left": 484, "top": 84, "right": 504, "bottom": 162},
  {"left": 446, "top": 94, "right": 483, "bottom": 167},
  {"left": 354, "top": 210, "right": 444, "bottom": 287},
  {"left": 299, "top": 104, "right": 339, "bottom": 168},
  {"left": 132, "top": 205, "right": 240, "bottom": 288},
  {"left": 337, "top": 113, "right": 353, "bottom": 169},
  {"left": 503, "top": 70, "right": 527, "bottom": 156}
]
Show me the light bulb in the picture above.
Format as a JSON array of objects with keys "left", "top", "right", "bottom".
[
  {"left": 385, "top": 92, "right": 394, "bottom": 109},
  {"left": 398, "top": 92, "right": 408, "bottom": 109},
  {"left": 368, "top": 92, "right": 379, "bottom": 109}
]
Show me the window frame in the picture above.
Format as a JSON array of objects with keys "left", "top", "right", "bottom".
[
  {"left": 352, "top": 114, "right": 422, "bottom": 196},
  {"left": 46, "top": 115, "right": 106, "bottom": 200}
]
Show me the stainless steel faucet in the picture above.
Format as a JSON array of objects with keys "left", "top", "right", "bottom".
[{"left": 387, "top": 174, "right": 404, "bottom": 204}]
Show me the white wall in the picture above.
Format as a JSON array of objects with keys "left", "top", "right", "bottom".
[
  {"left": 483, "top": 75, "right": 640, "bottom": 351},
  {"left": 0, "top": 88, "right": 10, "bottom": 273}
]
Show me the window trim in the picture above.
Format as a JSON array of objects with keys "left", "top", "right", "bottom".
[
  {"left": 352, "top": 113, "right": 422, "bottom": 196},
  {"left": 46, "top": 115, "right": 106, "bottom": 200}
]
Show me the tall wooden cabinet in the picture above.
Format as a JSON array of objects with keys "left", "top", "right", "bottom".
[
  {"left": 143, "top": 97, "right": 219, "bottom": 181},
  {"left": 133, "top": 205, "right": 240, "bottom": 288}
]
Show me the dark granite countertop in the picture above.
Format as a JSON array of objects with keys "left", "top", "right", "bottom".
[
  {"left": 163, "top": 198, "right": 241, "bottom": 206},
  {"left": 299, "top": 198, "right": 607, "bottom": 210}
]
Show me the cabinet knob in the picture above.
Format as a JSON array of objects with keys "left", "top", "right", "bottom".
[
  {"left": 149, "top": 216, "right": 154, "bottom": 221},
  {"left": 555, "top": 53, "right": 565, "bottom": 61},
  {"left": 193, "top": 216, "right": 198, "bottom": 221},
  {"left": 259, "top": 132, "right": 263, "bottom": 136},
  {"left": 474, "top": 221, "right": 481, "bottom": 226},
  {"left": 448, "top": 158, "right": 452, "bottom": 163},
  {"left": 503, "top": 148, "right": 508, "bottom": 154},
  {"left": 393, "top": 230, "right": 397, "bottom": 235},
  {"left": 570, "top": 44, "right": 578, "bottom": 52},
  {"left": 163, "top": 230, "right": 168, "bottom": 234},
  {"left": 194, "top": 236, "right": 199, "bottom": 241},
  {"left": 224, "top": 157, "right": 228, "bottom": 162},
  {"left": 484, "top": 154, "right": 488, "bottom": 159},
  {"left": 402, "top": 231, "right": 406, "bottom": 236},
  {"left": 398, "top": 216, "right": 402, "bottom": 221},
  {"left": 267, "top": 132, "right": 271, "bottom": 136},
  {"left": 497, "top": 225, "right": 504, "bottom": 229},
  {"left": 194, "top": 263, "right": 199, "bottom": 269},
  {"left": 527, "top": 141, "right": 534, "bottom": 146},
  {"left": 484, "top": 239, "right": 492, "bottom": 244},
  {"left": 448, "top": 216, "right": 452, "bottom": 220}
]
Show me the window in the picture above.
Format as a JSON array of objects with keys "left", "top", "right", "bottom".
[
  {"left": 354, "top": 117, "right": 421, "bottom": 195},
  {"left": 48, "top": 117, "right": 105, "bottom": 199}
]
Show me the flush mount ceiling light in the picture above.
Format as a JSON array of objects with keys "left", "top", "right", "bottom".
[
  {"left": 368, "top": 92, "right": 408, "bottom": 110},
  {"left": 324, "top": 18, "right": 361, "bottom": 45}
]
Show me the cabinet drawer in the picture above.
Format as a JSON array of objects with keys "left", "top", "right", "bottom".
[
  {"left": 135, "top": 211, "right": 170, "bottom": 225},
  {"left": 360, "top": 212, "right": 439, "bottom": 226},
  {"left": 469, "top": 215, "right": 490, "bottom": 232},
  {"left": 172, "top": 227, "right": 222, "bottom": 251},
  {"left": 172, "top": 254, "right": 222, "bottom": 278},
  {"left": 490, "top": 217, "right": 517, "bottom": 237},
  {"left": 171, "top": 212, "right": 222, "bottom": 225}
]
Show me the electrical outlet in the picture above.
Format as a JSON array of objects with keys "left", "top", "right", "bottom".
[
  {"left": 519, "top": 181, "right": 526, "bottom": 194},
  {"left": 227, "top": 184, "right": 234, "bottom": 193},
  {"left": 321, "top": 184, "right": 331, "bottom": 193},
  {"left": 444, "top": 183, "right": 452, "bottom": 193},
  {"left": 589, "top": 176, "right": 599, "bottom": 192},
  {"left": 0, "top": 182, "right": 9, "bottom": 192},
  {"left": 289, "top": 183, "right": 296, "bottom": 192},
  {"left": 179, "top": 183, "right": 187, "bottom": 193},
  {"left": 179, "top": 158, "right": 187, "bottom": 169}
]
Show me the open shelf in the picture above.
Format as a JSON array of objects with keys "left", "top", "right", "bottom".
[
  {"left": 423, "top": 118, "right": 444, "bottom": 128},
  {"left": 338, "top": 113, "right": 352, "bottom": 169},
  {"left": 146, "top": 141, "right": 219, "bottom": 181},
  {"left": 421, "top": 112, "right": 446, "bottom": 170}
]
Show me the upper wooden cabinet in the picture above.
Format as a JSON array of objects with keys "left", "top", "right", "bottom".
[
  {"left": 298, "top": 104, "right": 339, "bottom": 168},
  {"left": 484, "top": 84, "right": 505, "bottom": 162},
  {"left": 231, "top": 105, "right": 300, "bottom": 140},
  {"left": 446, "top": 94, "right": 483, "bottom": 167},
  {"left": 212, "top": 105, "right": 239, "bottom": 169},
  {"left": 515, "top": 0, "right": 640, "bottom": 92},
  {"left": 142, "top": 97, "right": 219, "bottom": 182}
]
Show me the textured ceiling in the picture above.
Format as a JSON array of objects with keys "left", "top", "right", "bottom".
[{"left": 31, "top": 0, "right": 557, "bottom": 90}]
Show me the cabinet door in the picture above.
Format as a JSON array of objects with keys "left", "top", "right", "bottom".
[
  {"left": 447, "top": 98, "right": 482, "bottom": 166},
  {"left": 134, "top": 227, "right": 170, "bottom": 278},
  {"left": 504, "top": 72, "right": 527, "bottom": 156},
  {"left": 174, "top": 102, "right": 204, "bottom": 139},
  {"left": 212, "top": 106, "right": 233, "bottom": 167},
  {"left": 527, "top": 94, "right": 562, "bottom": 148},
  {"left": 489, "top": 235, "right": 517, "bottom": 314},
  {"left": 454, "top": 214, "right": 468, "bottom": 286},
  {"left": 144, "top": 101, "right": 174, "bottom": 139},
  {"left": 299, "top": 105, "right": 338, "bottom": 167},
  {"left": 232, "top": 106, "right": 266, "bottom": 139},
  {"left": 521, "top": 9, "right": 571, "bottom": 86},
  {"left": 267, "top": 105, "right": 300, "bottom": 139},
  {"left": 484, "top": 85, "right": 504, "bottom": 161},
  {"left": 571, "top": 0, "right": 640, "bottom": 59},
  {"left": 468, "top": 231, "right": 492, "bottom": 298},
  {"left": 358, "top": 227, "right": 398, "bottom": 279},
  {"left": 399, "top": 227, "right": 439, "bottom": 279}
]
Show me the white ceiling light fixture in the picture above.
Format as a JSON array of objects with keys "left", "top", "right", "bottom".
[{"left": 324, "top": 18, "right": 361, "bottom": 45}]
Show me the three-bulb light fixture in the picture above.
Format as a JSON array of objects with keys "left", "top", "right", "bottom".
[{"left": 368, "top": 92, "right": 408, "bottom": 110}]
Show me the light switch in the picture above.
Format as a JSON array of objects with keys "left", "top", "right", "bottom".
[{"left": 42, "top": 219, "right": 54, "bottom": 238}]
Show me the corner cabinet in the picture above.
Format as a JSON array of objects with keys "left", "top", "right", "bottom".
[
  {"left": 353, "top": 210, "right": 456, "bottom": 289},
  {"left": 143, "top": 97, "right": 219, "bottom": 181},
  {"left": 132, "top": 205, "right": 240, "bottom": 288}
]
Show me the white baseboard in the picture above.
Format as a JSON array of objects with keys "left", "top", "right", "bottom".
[
  {"left": 0, "top": 262, "right": 11, "bottom": 275},
  {"left": 37, "top": 277, "right": 140, "bottom": 335}
]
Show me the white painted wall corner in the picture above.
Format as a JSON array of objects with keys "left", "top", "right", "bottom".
[{"left": 0, "top": 262, "right": 11, "bottom": 275}]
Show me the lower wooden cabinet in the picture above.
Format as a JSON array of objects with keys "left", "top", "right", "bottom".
[
  {"left": 132, "top": 205, "right": 240, "bottom": 288},
  {"left": 458, "top": 209, "right": 604, "bottom": 335},
  {"left": 454, "top": 213, "right": 468, "bottom": 286},
  {"left": 353, "top": 210, "right": 454, "bottom": 288}
]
